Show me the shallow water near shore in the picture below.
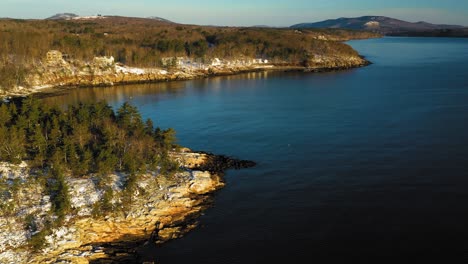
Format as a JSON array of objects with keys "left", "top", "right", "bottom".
[{"left": 43, "top": 37, "right": 468, "bottom": 263}]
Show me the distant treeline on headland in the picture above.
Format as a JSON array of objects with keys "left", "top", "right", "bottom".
[{"left": 0, "top": 16, "right": 379, "bottom": 89}]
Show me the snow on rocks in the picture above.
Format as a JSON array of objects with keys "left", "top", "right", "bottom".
[
  {"left": 67, "top": 178, "right": 100, "bottom": 216},
  {"left": 0, "top": 161, "right": 29, "bottom": 181},
  {"left": 115, "top": 65, "right": 147, "bottom": 75}
]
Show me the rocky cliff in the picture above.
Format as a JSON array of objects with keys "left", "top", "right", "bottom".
[
  {"left": 1, "top": 52, "right": 369, "bottom": 99},
  {"left": 0, "top": 149, "right": 247, "bottom": 264}
]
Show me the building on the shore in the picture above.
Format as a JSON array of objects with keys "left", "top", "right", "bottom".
[
  {"left": 93, "top": 56, "right": 115, "bottom": 67},
  {"left": 211, "top": 58, "right": 222, "bottom": 66},
  {"left": 161, "top": 57, "right": 174, "bottom": 67},
  {"left": 161, "top": 57, "right": 185, "bottom": 67},
  {"left": 46, "top": 50, "right": 66, "bottom": 65},
  {"left": 253, "top": 59, "right": 264, "bottom": 64},
  {"left": 252, "top": 58, "right": 269, "bottom": 64}
]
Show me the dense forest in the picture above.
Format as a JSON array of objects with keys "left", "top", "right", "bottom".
[
  {"left": 0, "top": 16, "right": 379, "bottom": 89},
  {"left": 0, "top": 97, "right": 177, "bottom": 175},
  {"left": 0, "top": 97, "right": 180, "bottom": 249}
]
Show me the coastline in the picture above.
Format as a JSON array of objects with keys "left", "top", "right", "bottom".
[
  {"left": 0, "top": 149, "right": 255, "bottom": 264},
  {"left": 0, "top": 51, "right": 369, "bottom": 263},
  {"left": 1, "top": 57, "right": 371, "bottom": 100}
]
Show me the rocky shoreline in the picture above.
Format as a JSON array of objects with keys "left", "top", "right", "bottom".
[
  {"left": 0, "top": 149, "right": 255, "bottom": 264},
  {"left": 0, "top": 50, "right": 367, "bottom": 264},
  {"left": 0, "top": 54, "right": 370, "bottom": 100}
]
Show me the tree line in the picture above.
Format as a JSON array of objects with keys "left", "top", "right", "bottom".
[
  {"left": 0, "top": 17, "right": 379, "bottom": 89},
  {"left": 0, "top": 97, "right": 181, "bottom": 249},
  {"left": 0, "top": 97, "right": 178, "bottom": 176}
]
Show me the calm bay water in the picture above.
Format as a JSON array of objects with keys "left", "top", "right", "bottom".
[{"left": 44, "top": 37, "right": 468, "bottom": 263}]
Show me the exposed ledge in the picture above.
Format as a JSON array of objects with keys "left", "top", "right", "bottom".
[
  {"left": 0, "top": 55, "right": 370, "bottom": 100},
  {"left": 0, "top": 149, "right": 255, "bottom": 264}
]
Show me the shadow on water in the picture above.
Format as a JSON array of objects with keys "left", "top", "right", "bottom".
[
  {"left": 86, "top": 210, "right": 207, "bottom": 264},
  {"left": 40, "top": 71, "right": 277, "bottom": 107}
]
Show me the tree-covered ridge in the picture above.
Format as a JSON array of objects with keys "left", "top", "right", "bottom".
[
  {"left": 0, "top": 97, "right": 178, "bottom": 176},
  {"left": 0, "top": 17, "right": 379, "bottom": 89},
  {"left": 0, "top": 17, "right": 377, "bottom": 66}
]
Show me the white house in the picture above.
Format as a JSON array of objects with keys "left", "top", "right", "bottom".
[
  {"left": 93, "top": 56, "right": 114, "bottom": 67},
  {"left": 211, "top": 58, "right": 222, "bottom": 66},
  {"left": 46, "top": 50, "right": 66, "bottom": 65}
]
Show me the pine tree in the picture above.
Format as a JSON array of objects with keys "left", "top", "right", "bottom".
[
  {"left": 144, "top": 118, "right": 154, "bottom": 135},
  {"left": 3, "top": 127, "right": 27, "bottom": 164},
  {"left": 0, "top": 104, "right": 11, "bottom": 126},
  {"left": 117, "top": 102, "right": 144, "bottom": 135},
  {"left": 48, "top": 164, "right": 71, "bottom": 223},
  {"left": 30, "top": 125, "right": 47, "bottom": 167},
  {"left": 0, "top": 98, "right": 176, "bottom": 179}
]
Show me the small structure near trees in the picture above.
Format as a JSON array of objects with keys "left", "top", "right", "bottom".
[
  {"left": 211, "top": 58, "right": 221, "bottom": 66},
  {"left": 161, "top": 57, "right": 185, "bottom": 68},
  {"left": 92, "top": 56, "right": 115, "bottom": 68},
  {"left": 45, "top": 50, "right": 66, "bottom": 65}
]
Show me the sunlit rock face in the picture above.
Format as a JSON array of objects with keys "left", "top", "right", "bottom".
[
  {"left": 0, "top": 151, "right": 227, "bottom": 264},
  {"left": 2, "top": 51, "right": 368, "bottom": 98}
]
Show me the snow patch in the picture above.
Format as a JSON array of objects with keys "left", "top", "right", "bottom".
[
  {"left": 0, "top": 161, "right": 29, "bottom": 180},
  {"left": 31, "top": 84, "right": 53, "bottom": 91},
  {"left": 72, "top": 16, "right": 107, "bottom": 20},
  {"left": 115, "top": 65, "right": 146, "bottom": 75},
  {"left": 365, "top": 21, "right": 380, "bottom": 28},
  {"left": 67, "top": 178, "right": 100, "bottom": 215}
]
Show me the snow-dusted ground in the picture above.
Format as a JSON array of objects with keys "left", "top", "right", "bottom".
[
  {"left": 72, "top": 16, "right": 107, "bottom": 20},
  {"left": 30, "top": 84, "right": 53, "bottom": 91},
  {"left": 115, "top": 65, "right": 170, "bottom": 75},
  {"left": 115, "top": 65, "right": 146, "bottom": 75},
  {"left": 0, "top": 57, "right": 278, "bottom": 100}
]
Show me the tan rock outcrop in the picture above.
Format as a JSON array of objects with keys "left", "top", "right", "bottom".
[
  {"left": 0, "top": 151, "right": 226, "bottom": 264},
  {"left": 2, "top": 52, "right": 368, "bottom": 98}
]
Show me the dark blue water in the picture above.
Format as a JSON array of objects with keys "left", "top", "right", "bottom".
[{"left": 44, "top": 37, "right": 468, "bottom": 263}]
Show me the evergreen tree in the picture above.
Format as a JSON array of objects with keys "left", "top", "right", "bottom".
[
  {"left": 0, "top": 98, "right": 178, "bottom": 181},
  {"left": 144, "top": 118, "right": 154, "bottom": 135},
  {"left": 0, "top": 104, "right": 11, "bottom": 126},
  {"left": 30, "top": 125, "right": 48, "bottom": 167},
  {"left": 48, "top": 163, "right": 71, "bottom": 223},
  {"left": 2, "top": 127, "right": 27, "bottom": 164},
  {"left": 117, "top": 102, "right": 144, "bottom": 135}
]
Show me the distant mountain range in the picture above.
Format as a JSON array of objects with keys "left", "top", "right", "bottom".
[
  {"left": 46, "top": 13, "right": 173, "bottom": 23},
  {"left": 291, "top": 16, "right": 466, "bottom": 36},
  {"left": 38, "top": 14, "right": 468, "bottom": 38}
]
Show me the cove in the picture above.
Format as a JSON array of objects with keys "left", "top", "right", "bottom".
[{"left": 43, "top": 37, "right": 468, "bottom": 263}]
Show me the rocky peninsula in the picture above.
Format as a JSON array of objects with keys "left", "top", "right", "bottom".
[
  {"left": 0, "top": 97, "right": 255, "bottom": 263},
  {"left": 0, "top": 149, "right": 254, "bottom": 263}
]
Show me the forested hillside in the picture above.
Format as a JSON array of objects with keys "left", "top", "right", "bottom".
[
  {"left": 0, "top": 16, "right": 379, "bottom": 89},
  {"left": 0, "top": 97, "right": 178, "bottom": 175}
]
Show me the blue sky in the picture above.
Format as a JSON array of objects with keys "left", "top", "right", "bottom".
[{"left": 1, "top": 0, "right": 467, "bottom": 26}]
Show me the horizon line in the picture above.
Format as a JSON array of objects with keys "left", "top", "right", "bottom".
[{"left": 0, "top": 14, "right": 466, "bottom": 28}]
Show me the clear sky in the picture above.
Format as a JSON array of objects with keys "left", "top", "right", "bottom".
[{"left": 1, "top": 0, "right": 467, "bottom": 26}]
